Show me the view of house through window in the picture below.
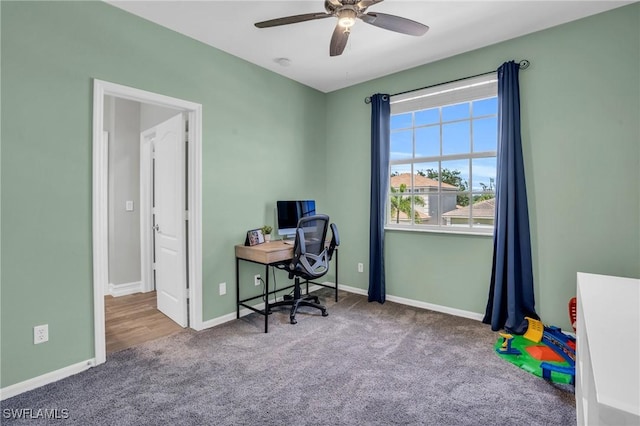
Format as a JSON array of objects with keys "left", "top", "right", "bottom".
[{"left": 387, "top": 74, "right": 498, "bottom": 233}]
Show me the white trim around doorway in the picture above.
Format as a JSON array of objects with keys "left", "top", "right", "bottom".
[{"left": 91, "top": 79, "right": 203, "bottom": 366}]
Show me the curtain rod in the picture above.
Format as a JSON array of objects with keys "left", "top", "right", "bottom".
[{"left": 364, "top": 59, "right": 530, "bottom": 104}]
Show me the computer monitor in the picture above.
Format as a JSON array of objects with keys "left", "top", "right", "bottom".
[{"left": 276, "top": 200, "right": 316, "bottom": 239}]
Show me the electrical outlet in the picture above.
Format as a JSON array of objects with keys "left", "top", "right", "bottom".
[
  {"left": 358, "top": 263, "right": 364, "bottom": 273},
  {"left": 219, "top": 282, "right": 226, "bottom": 296},
  {"left": 34, "top": 324, "right": 48, "bottom": 344},
  {"left": 254, "top": 274, "right": 261, "bottom": 286}
]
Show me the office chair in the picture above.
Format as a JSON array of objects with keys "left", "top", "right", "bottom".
[{"left": 271, "top": 214, "right": 340, "bottom": 324}]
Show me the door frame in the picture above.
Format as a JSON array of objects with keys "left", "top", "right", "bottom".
[
  {"left": 92, "top": 79, "right": 203, "bottom": 365},
  {"left": 140, "top": 129, "right": 154, "bottom": 293}
]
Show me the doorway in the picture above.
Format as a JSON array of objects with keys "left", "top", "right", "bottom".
[
  {"left": 92, "top": 79, "right": 203, "bottom": 366},
  {"left": 105, "top": 291, "right": 183, "bottom": 354}
]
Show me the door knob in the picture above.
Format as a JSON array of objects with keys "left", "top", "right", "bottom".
[{"left": 153, "top": 224, "right": 160, "bottom": 232}]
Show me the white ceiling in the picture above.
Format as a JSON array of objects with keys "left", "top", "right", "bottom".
[{"left": 107, "top": 1, "right": 633, "bottom": 93}]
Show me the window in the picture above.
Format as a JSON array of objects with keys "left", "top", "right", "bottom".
[{"left": 387, "top": 74, "right": 497, "bottom": 234}]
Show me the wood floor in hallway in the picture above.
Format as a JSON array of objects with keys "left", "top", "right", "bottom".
[{"left": 105, "top": 291, "right": 184, "bottom": 354}]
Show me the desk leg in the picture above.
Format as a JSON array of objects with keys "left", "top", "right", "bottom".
[
  {"left": 236, "top": 257, "right": 240, "bottom": 319},
  {"left": 335, "top": 248, "right": 339, "bottom": 302},
  {"left": 264, "top": 264, "right": 270, "bottom": 333}
]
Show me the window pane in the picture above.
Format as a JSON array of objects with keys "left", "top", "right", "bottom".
[
  {"left": 442, "top": 103, "right": 470, "bottom": 122},
  {"left": 390, "top": 130, "right": 412, "bottom": 161},
  {"left": 415, "top": 108, "right": 439, "bottom": 126},
  {"left": 413, "top": 162, "right": 439, "bottom": 191},
  {"left": 388, "top": 188, "right": 413, "bottom": 224},
  {"left": 420, "top": 194, "right": 440, "bottom": 225},
  {"left": 415, "top": 126, "right": 439, "bottom": 158},
  {"left": 442, "top": 192, "right": 471, "bottom": 227},
  {"left": 408, "top": 164, "right": 436, "bottom": 224},
  {"left": 441, "top": 159, "right": 470, "bottom": 210},
  {"left": 411, "top": 171, "right": 428, "bottom": 224},
  {"left": 470, "top": 193, "right": 495, "bottom": 228},
  {"left": 389, "top": 167, "right": 415, "bottom": 225},
  {"left": 391, "top": 113, "right": 412, "bottom": 130},
  {"left": 440, "top": 159, "right": 469, "bottom": 187},
  {"left": 471, "top": 158, "right": 496, "bottom": 192},
  {"left": 390, "top": 166, "right": 412, "bottom": 191},
  {"left": 473, "top": 117, "right": 497, "bottom": 152},
  {"left": 391, "top": 164, "right": 412, "bottom": 174},
  {"left": 473, "top": 97, "right": 498, "bottom": 116},
  {"left": 442, "top": 121, "right": 470, "bottom": 155}
]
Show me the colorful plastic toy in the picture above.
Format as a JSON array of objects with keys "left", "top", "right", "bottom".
[
  {"left": 497, "top": 332, "right": 521, "bottom": 355},
  {"left": 493, "top": 317, "right": 576, "bottom": 385},
  {"left": 523, "top": 316, "right": 543, "bottom": 342}
]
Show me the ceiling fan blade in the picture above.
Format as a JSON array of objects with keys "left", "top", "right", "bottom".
[
  {"left": 255, "top": 12, "right": 332, "bottom": 28},
  {"left": 360, "top": 12, "right": 429, "bottom": 36},
  {"left": 330, "top": 24, "right": 350, "bottom": 57},
  {"left": 356, "top": 0, "right": 384, "bottom": 10}
]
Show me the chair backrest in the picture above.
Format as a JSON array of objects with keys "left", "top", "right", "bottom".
[{"left": 290, "top": 214, "right": 331, "bottom": 280}]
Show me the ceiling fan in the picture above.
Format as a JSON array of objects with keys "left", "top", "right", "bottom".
[{"left": 254, "top": 0, "right": 429, "bottom": 57}]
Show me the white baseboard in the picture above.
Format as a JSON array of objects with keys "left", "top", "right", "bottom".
[
  {"left": 0, "top": 359, "right": 95, "bottom": 401},
  {"left": 338, "top": 283, "right": 483, "bottom": 321},
  {"left": 385, "top": 294, "right": 484, "bottom": 321},
  {"left": 108, "top": 281, "right": 143, "bottom": 297},
  {"left": 337, "top": 283, "right": 368, "bottom": 296}
]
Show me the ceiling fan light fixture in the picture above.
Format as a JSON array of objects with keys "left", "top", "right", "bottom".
[{"left": 338, "top": 8, "right": 357, "bottom": 28}]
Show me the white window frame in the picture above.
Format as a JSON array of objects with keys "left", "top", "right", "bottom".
[{"left": 386, "top": 73, "right": 498, "bottom": 236}]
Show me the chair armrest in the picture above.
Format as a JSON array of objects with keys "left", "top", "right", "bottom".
[{"left": 328, "top": 223, "right": 340, "bottom": 260}]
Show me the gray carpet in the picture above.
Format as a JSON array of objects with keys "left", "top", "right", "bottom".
[{"left": 2, "top": 290, "right": 575, "bottom": 425}]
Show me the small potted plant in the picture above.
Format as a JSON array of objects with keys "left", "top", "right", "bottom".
[{"left": 261, "top": 225, "right": 273, "bottom": 242}]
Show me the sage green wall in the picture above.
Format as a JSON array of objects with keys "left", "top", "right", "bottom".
[
  {"left": 0, "top": 1, "right": 326, "bottom": 387},
  {"left": 325, "top": 4, "right": 639, "bottom": 330},
  {"left": 1, "top": 1, "right": 638, "bottom": 390}
]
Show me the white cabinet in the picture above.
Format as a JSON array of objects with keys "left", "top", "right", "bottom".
[{"left": 576, "top": 273, "right": 640, "bottom": 425}]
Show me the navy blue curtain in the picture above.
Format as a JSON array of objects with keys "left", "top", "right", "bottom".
[
  {"left": 368, "top": 94, "right": 390, "bottom": 303},
  {"left": 483, "top": 61, "right": 539, "bottom": 333}
]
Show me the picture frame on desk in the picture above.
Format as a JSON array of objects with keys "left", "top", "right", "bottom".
[{"left": 245, "top": 229, "right": 265, "bottom": 246}]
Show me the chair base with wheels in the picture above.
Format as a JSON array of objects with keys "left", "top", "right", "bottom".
[{"left": 269, "top": 277, "right": 328, "bottom": 324}]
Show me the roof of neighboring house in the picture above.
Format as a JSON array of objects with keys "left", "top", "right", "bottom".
[
  {"left": 390, "top": 173, "right": 457, "bottom": 190},
  {"left": 442, "top": 198, "right": 496, "bottom": 218},
  {"left": 390, "top": 209, "right": 430, "bottom": 222}
]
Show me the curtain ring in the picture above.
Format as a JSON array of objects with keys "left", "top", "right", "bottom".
[{"left": 364, "top": 94, "right": 388, "bottom": 104}]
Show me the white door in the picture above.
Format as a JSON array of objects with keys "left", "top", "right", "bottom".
[{"left": 153, "top": 114, "right": 188, "bottom": 327}]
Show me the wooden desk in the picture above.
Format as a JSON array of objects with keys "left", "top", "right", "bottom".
[
  {"left": 235, "top": 240, "right": 338, "bottom": 333},
  {"left": 235, "top": 240, "right": 294, "bottom": 265}
]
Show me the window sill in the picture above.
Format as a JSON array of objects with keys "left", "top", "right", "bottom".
[{"left": 384, "top": 225, "right": 494, "bottom": 237}]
